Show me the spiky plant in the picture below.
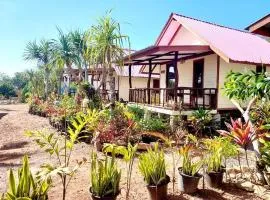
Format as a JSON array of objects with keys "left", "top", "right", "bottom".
[
  {"left": 90, "top": 152, "right": 121, "bottom": 197},
  {"left": 138, "top": 143, "right": 167, "bottom": 186},
  {"left": 217, "top": 118, "right": 257, "bottom": 167},
  {"left": 2, "top": 155, "right": 50, "bottom": 200},
  {"left": 179, "top": 144, "right": 203, "bottom": 176}
]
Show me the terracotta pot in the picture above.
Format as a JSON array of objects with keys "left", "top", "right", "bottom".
[
  {"left": 178, "top": 168, "right": 202, "bottom": 194},
  {"left": 146, "top": 175, "right": 170, "bottom": 200},
  {"left": 205, "top": 168, "right": 225, "bottom": 188}
]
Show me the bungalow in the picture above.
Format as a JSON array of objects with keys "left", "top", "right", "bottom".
[
  {"left": 245, "top": 14, "right": 270, "bottom": 37},
  {"left": 62, "top": 65, "right": 159, "bottom": 101},
  {"left": 124, "top": 13, "right": 270, "bottom": 117}
]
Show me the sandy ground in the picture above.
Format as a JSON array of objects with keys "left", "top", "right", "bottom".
[{"left": 0, "top": 104, "right": 262, "bottom": 200}]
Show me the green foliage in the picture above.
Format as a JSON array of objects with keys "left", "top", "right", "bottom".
[
  {"left": 179, "top": 144, "right": 203, "bottom": 176},
  {"left": 138, "top": 143, "right": 167, "bottom": 186},
  {"left": 189, "top": 108, "right": 216, "bottom": 136},
  {"left": 0, "top": 83, "right": 16, "bottom": 98},
  {"left": 224, "top": 70, "right": 270, "bottom": 101},
  {"left": 25, "top": 114, "right": 86, "bottom": 200},
  {"left": 259, "top": 136, "right": 270, "bottom": 169},
  {"left": 90, "top": 152, "right": 121, "bottom": 197},
  {"left": 2, "top": 156, "right": 50, "bottom": 200},
  {"left": 139, "top": 117, "right": 169, "bottom": 133},
  {"left": 203, "top": 137, "right": 237, "bottom": 172},
  {"left": 127, "top": 105, "right": 144, "bottom": 121}
]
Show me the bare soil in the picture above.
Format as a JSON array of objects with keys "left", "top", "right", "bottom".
[{"left": 0, "top": 104, "right": 262, "bottom": 200}]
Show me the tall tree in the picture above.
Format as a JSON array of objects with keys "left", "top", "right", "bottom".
[
  {"left": 69, "top": 29, "right": 88, "bottom": 82},
  {"left": 86, "top": 11, "right": 130, "bottom": 107},
  {"left": 53, "top": 28, "right": 79, "bottom": 92},
  {"left": 24, "top": 39, "right": 53, "bottom": 99}
]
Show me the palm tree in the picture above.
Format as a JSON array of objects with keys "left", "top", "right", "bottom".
[
  {"left": 53, "top": 28, "right": 79, "bottom": 92},
  {"left": 24, "top": 39, "right": 53, "bottom": 99},
  {"left": 86, "top": 12, "right": 130, "bottom": 107},
  {"left": 69, "top": 29, "right": 88, "bottom": 82}
]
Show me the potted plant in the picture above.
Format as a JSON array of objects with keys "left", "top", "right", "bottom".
[
  {"left": 138, "top": 143, "right": 170, "bottom": 200},
  {"left": 204, "top": 137, "right": 227, "bottom": 188},
  {"left": 178, "top": 144, "right": 203, "bottom": 194},
  {"left": 89, "top": 152, "right": 121, "bottom": 200}
]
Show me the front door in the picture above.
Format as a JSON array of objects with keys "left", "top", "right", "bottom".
[{"left": 193, "top": 59, "right": 204, "bottom": 96}]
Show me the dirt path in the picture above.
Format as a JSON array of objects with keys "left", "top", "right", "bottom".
[{"left": 0, "top": 104, "right": 262, "bottom": 200}]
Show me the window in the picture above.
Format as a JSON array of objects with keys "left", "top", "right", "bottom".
[
  {"left": 256, "top": 65, "right": 266, "bottom": 73},
  {"left": 166, "top": 64, "right": 176, "bottom": 88}
]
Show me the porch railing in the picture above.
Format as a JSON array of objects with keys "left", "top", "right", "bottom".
[{"left": 129, "top": 87, "right": 217, "bottom": 110}]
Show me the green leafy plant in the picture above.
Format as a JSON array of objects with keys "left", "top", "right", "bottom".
[
  {"left": 90, "top": 152, "right": 121, "bottom": 198},
  {"left": 138, "top": 143, "right": 168, "bottom": 186},
  {"left": 189, "top": 108, "right": 215, "bottom": 137},
  {"left": 179, "top": 144, "right": 203, "bottom": 176},
  {"left": 2, "top": 155, "right": 50, "bottom": 200},
  {"left": 128, "top": 105, "right": 144, "bottom": 121},
  {"left": 139, "top": 117, "right": 169, "bottom": 133},
  {"left": 103, "top": 143, "right": 137, "bottom": 200},
  {"left": 25, "top": 114, "right": 87, "bottom": 200}
]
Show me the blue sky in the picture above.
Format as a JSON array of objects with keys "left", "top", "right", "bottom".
[{"left": 0, "top": 0, "right": 269, "bottom": 76}]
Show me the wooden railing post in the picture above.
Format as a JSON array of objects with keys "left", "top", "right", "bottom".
[{"left": 147, "top": 60, "right": 152, "bottom": 104}]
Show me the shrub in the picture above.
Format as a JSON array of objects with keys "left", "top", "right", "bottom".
[
  {"left": 128, "top": 105, "right": 144, "bottom": 121},
  {"left": 1, "top": 155, "right": 50, "bottom": 200},
  {"left": 139, "top": 117, "right": 169, "bottom": 133},
  {"left": 138, "top": 143, "right": 167, "bottom": 186},
  {"left": 90, "top": 152, "right": 121, "bottom": 197},
  {"left": 179, "top": 144, "right": 203, "bottom": 176}
]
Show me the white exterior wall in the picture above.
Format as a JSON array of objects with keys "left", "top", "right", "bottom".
[
  {"left": 118, "top": 77, "right": 155, "bottom": 101},
  {"left": 218, "top": 60, "right": 256, "bottom": 109}
]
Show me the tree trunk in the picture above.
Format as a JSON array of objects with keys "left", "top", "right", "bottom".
[
  {"left": 108, "top": 66, "right": 115, "bottom": 106},
  {"left": 84, "top": 62, "right": 88, "bottom": 82},
  {"left": 44, "top": 67, "right": 50, "bottom": 99}
]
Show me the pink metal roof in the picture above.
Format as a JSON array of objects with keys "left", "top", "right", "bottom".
[{"left": 158, "top": 13, "right": 270, "bottom": 65}]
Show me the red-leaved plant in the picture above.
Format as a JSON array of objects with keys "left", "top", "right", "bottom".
[{"left": 217, "top": 118, "right": 257, "bottom": 167}]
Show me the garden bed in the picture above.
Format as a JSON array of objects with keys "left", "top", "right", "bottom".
[{"left": 0, "top": 104, "right": 266, "bottom": 200}]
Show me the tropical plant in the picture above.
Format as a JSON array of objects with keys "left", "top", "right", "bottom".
[
  {"left": 138, "top": 143, "right": 167, "bottom": 186},
  {"left": 128, "top": 105, "right": 144, "bottom": 121},
  {"left": 25, "top": 114, "right": 87, "bottom": 200},
  {"left": 24, "top": 39, "right": 53, "bottom": 99},
  {"left": 223, "top": 70, "right": 270, "bottom": 156},
  {"left": 53, "top": 28, "right": 79, "bottom": 92},
  {"left": 90, "top": 152, "right": 121, "bottom": 198},
  {"left": 217, "top": 118, "right": 257, "bottom": 167},
  {"left": 103, "top": 143, "right": 137, "bottom": 200},
  {"left": 179, "top": 144, "right": 203, "bottom": 176},
  {"left": 139, "top": 117, "right": 169, "bottom": 133},
  {"left": 69, "top": 29, "right": 88, "bottom": 82},
  {"left": 86, "top": 11, "right": 130, "bottom": 108},
  {"left": 189, "top": 108, "right": 215, "bottom": 137},
  {"left": 1, "top": 155, "right": 50, "bottom": 200}
]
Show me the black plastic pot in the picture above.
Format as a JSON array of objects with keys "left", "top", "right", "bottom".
[
  {"left": 90, "top": 188, "right": 120, "bottom": 200},
  {"left": 205, "top": 168, "right": 225, "bottom": 188},
  {"left": 178, "top": 168, "right": 202, "bottom": 194},
  {"left": 146, "top": 175, "right": 170, "bottom": 200}
]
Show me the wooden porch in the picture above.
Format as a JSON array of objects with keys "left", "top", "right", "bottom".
[{"left": 129, "top": 87, "right": 217, "bottom": 110}]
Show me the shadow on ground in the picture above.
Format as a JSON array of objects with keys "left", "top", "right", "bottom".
[
  {"left": 0, "top": 141, "right": 29, "bottom": 150},
  {"left": 0, "top": 113, "right": 8, "bottom": 119}
]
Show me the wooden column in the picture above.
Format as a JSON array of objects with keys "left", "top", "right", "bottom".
[
  {"left": 128, "top": 64, "right": 132, "bottom": 89},
  {"left": 147, "top": 60, "right": 152, "bottom": 104},
  {"left": 173, "top": 51, "right": 179, "bottom": 107},
  {"left": 215, "top": 56, "right": 220, "bottom": 109},
  {"left": 128, "top": 64, "right": 132, "bottom": 102}
]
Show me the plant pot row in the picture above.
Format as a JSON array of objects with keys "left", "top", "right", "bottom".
[{"left": 179, "top": 168, "right": 225, "bottom": 194}]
